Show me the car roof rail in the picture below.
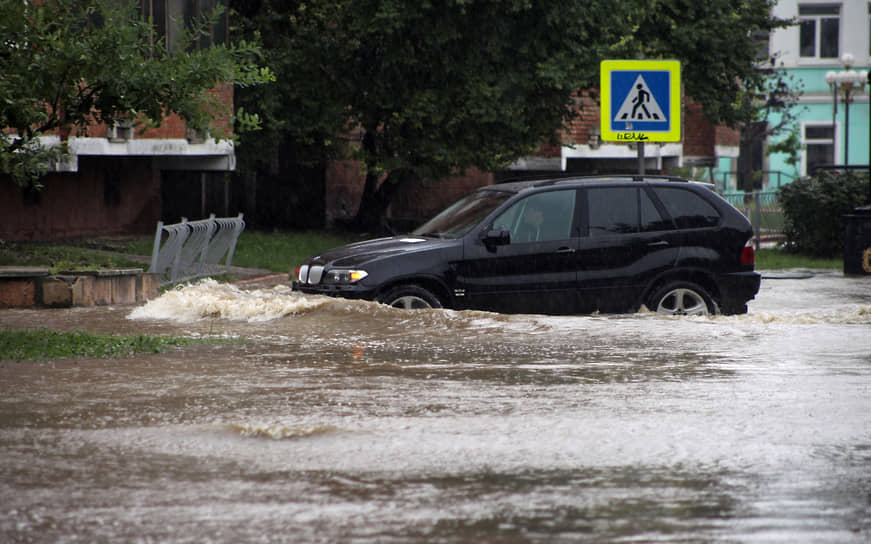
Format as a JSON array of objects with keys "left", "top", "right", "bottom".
[{"left": 527, "top": 174, "right": 692, "bottom": 187}]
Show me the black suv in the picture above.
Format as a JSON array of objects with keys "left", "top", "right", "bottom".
[{"left": 293, "top": 176, "right": 761, "bottom": 316}]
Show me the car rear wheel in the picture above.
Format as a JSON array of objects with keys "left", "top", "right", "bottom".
[
  {"left": 378, "top": 285, "right": 443, "bottom": 309},
  {"left": 648, "top": 282, "right": 716, "bottom": 316}
]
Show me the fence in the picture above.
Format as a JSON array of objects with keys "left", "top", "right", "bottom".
[
  {"left": 722, "top": 191, "right": 784, "bottom": 249},
  {"left": 148, "top": 213, "right": 245, "bottom": 286},
  {"left": 717, "top": 170, "right": 796, "bottom": 192}
]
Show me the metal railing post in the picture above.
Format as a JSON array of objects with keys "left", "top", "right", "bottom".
[{"left": 753, "top": 191, "right": 762, "bottom": 250}]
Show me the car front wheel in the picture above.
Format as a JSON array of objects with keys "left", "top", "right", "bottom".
[
  {"left": 648, "top": 282, "right": 716, "bottom": 316},
  {"left": 378, "top": 285, "right": 443, "bottom": 309}
]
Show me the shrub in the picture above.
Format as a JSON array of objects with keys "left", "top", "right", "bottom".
[{"left": 778, "top": 170, "right": 869, "bottom": 257}]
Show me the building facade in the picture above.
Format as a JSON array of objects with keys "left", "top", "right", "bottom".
[{"left": 768, "top": 0, "right": 870, "bottom": 180}]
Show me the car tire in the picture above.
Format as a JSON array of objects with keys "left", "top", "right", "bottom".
[
  {"left": 378, "top": 285, "right": 443, "bottom": 309},
  {"left": 647, "top": 281, "right": 716, "bottom": 316}
]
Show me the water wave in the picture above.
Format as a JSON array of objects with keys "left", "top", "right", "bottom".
[
  {"left": 719, "top": 305, "right": 871, "bottom": 325},
  {"left": 127, "top": 279, "right": 331, "bottom": 322},
  {"left": 226, "top": 422, "right": 340, "bottom": 440}
]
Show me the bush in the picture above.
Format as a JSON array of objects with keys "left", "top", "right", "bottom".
[{"left": 778, "top": 170, "right": 869, "bottom": 257}]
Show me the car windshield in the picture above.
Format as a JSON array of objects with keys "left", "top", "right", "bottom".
[{"left": 411, "top": 189, "right": 513, "bottom": 238}]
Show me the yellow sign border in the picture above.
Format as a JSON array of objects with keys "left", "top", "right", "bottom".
[{"left": 600, "top": 60, "right": 681, "bottom": 143}]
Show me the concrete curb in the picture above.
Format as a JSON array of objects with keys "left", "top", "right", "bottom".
[{"left": 0, "top": 267, "right": 160, "bottom": 308}]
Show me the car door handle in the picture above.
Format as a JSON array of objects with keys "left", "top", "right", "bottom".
[
  {"left": 647, "top": 240, "right": 669, "bottom": 247},
  {"left": 555, "top": 247, "right": 576, "bottom": 254}
]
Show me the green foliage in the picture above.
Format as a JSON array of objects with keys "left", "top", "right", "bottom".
[
  {"left": 778, "top": 171, "right": 869, "bottom": 257},
  {"left": 766, "top": 123, "right": 802, "bottom": 168},
  {"left": 0, "top": 329, "right": 199, "bottom": 362},
  {"left": 0, "top": 0, "right": 272, "bottom": 187},
  {"left": 234, "top": 0, "right": 628, "bottom": 226}
]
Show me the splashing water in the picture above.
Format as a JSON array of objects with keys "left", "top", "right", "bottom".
[{"left": 128, "top": 279, "right": 331, "bottom": 323}]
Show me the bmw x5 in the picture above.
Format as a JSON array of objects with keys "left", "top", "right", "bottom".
[{"left": 293, "top": 176, "right": 761, "bottom": 316}]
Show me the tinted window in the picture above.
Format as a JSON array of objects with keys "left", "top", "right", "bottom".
[
  {"left": 640, "top": 188, "right": 672, "bottom": 232},
  {"left": 654, "top": 187, "right": 720, "bottom": 229},
  {"left": 587, "top": 187, "right": 670, "bottom": 236},
  {"left": 493, "top": 189, "right": 576, "bottom": 243}
]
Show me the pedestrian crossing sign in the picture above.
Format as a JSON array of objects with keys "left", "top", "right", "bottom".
[{"left": 600, "top": 60, "right": 681, "bottom": 143}]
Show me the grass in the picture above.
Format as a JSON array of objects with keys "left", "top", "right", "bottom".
[
  {"left": 0, "top": 329, "right": 207, "bottom": 362},
  {"left": 228, "top": 230, "right": 363, "bottom": 272},
  {"left": 0, "top": 229, "right": 362, "bottom": 274},
  {"left": 0, "top": 240, "right": 147, "bottom": 274},
  {"left": 755, "top": 248, "right": 840, "bottom": 270}
]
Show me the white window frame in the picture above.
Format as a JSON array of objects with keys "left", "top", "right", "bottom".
[
  {"left": 801, "top": 121, "right": 839, "bottom": 175},
  {"left": 798, "top": 4, "right": 841, "bottom": 61}
]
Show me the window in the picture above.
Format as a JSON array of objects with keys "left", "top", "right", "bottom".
[
  {"left": 586, "top": 187, "right": 670, "bottom": 236},
  {"left": 799, "top": 4, "right": 840, "bottom": 59},
  {"left": 140, "top": 0, "right": 228, "bottom": 52},
  {"left": 803, "top": 123, "right": 836, "bottom": 174},
  {"left": 493, "top": 190, "right": 576, "bottom": 243},
  {"left": 653, "top": 187, "right": 720, "bottom": 229}
]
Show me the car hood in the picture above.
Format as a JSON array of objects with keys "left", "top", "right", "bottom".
[{"left": 310, "top": 236, "right": 453, "bottom": 267}]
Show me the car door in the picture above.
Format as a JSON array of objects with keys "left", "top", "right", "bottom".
[
  {"left": 575, "top": 185, "right": 681, "bottom": 312},
  {"left": 456, "top": 189, "right": 581, "bottom": 314}
]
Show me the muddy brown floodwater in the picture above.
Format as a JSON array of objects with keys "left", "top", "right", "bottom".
[{"left": 1, "top": 271, "right": 870, "bottom": 543}]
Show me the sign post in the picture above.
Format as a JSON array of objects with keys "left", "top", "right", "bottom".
[{"left": 600, "top": 60, "right": 681, "bottom": 175}]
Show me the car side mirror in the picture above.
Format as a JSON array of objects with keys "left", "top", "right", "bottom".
[{"left": 483, "top": 229, "right": 510, "bottom": 250}]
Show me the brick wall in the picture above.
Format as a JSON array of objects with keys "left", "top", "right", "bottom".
[
  {"left": 564, "top": 92, "right": 601, "bottom": 147},
  {"left": 0, "top": 158, "right": 161, "bottom": 241},
  {"left": 683, "top": 101, "right": 715, "bottom": 159}
]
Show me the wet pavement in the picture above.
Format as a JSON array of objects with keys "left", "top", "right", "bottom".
[{"left": 0, "top": 270, "right": 869, "bottom": 542}]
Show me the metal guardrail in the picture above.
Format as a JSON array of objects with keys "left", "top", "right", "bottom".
[
  {"left": 148, "top": 213, "right": 245, "bottom": 286},
  {"left": 722, "top": 191, "right": 784, "bottom": 249}
]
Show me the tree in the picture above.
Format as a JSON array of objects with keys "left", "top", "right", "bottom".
[
  {"left": 234, "top": 0, "right": 797, "bottom": 230},
  {"left": 613, "top": 0, "right": 792, "bottom": 127},
  {"left": 0, "top": 0, "right": 272, "bottom": 188},
  {"left": 234, "top": 0, "right": 628, "bottom": 230}
]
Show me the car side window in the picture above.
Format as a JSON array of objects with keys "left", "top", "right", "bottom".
[
  {"left": 654, "top": 187, "right": 720, "bottom": 229},
  {"left": 586, "top": 187, "right": 671, "bottom": 236},
  {"left": 493, "top": 189, "right": 576, "bottom": 243},
  {"left": 640, "top": 188, "right": 672, "bottom": 232},
  {"left": 588, "top": 188, "right": 636, "bottom": 235}
]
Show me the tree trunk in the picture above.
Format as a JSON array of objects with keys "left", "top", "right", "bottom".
[
  {"left": 352, "top": 168, "right": 413, "bottom": 234},
  {"left": 351, "top": 130, "right": 417, "bottom": 234}
]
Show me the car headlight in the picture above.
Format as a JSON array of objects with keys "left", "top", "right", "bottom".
[{"left": 323, "top": 269, "right": 368, "bottom": 284}]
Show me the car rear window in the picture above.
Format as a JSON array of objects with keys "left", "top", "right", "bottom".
[{"left": 653, "top": 187, "right": 720, "bottom": 229}]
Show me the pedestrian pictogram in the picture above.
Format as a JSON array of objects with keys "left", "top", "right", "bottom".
[
  {"left": 615, "top": 76, "right": 665, "bottom": 122},
  {"left": 600, "top": 60, "right": 681, "bottom": 143}
]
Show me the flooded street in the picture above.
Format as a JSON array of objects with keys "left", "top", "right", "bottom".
[{"left": 1, "top": 271, "right": 870, "bottom": 542}]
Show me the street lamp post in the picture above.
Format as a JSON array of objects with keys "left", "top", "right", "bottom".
[{"left": 825, "top": 53, "right": 868, "bottom": 166}]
